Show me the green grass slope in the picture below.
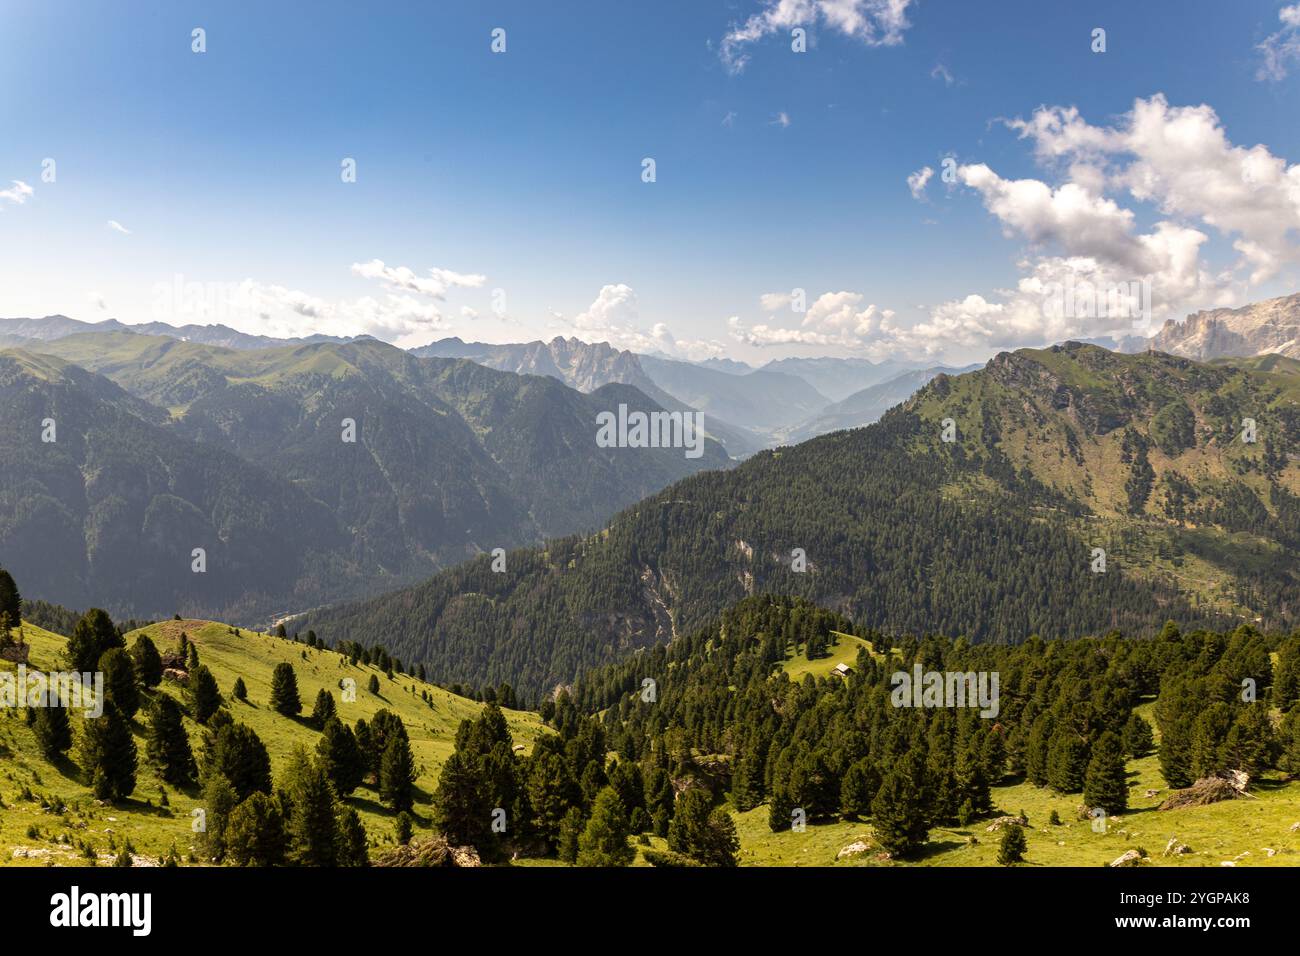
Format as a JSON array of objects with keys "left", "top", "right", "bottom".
[{"left": 0, "top": 620, "right": 542, "bottom": 866}]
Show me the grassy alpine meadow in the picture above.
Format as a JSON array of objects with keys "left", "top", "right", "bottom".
[{"left": 0, "top": 619, "right": 542, "bottom": 866}]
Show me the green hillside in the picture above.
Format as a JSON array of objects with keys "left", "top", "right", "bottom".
[{"left": 0, "top": 619, "right": 542, "bottom": 865}]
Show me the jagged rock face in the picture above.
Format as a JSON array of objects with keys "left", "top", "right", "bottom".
[{"left": 1150, "top": 293, "right": 1300, "bottom": 360}]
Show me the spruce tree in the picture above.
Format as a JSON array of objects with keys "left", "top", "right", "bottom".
[
  {"left": 367, "top": 673, "right": 380, "bottom": 695},
  {"left": 1121, "top": 713, "right": 1154, "bottom": 758},
  {"left": 1046, "top": 731, "right": 1088, "bottom": 793},
  {"left": 379, "top": 733, "right": 417, "bottom": 812},
  {"left": 129, "top": 635, "right": 163, "bottom": 688},
  {"left": 65, "top": 609, "right": 121, "bottom": 673},
  {"left": 206, "top": 722, "right": 273, "bottom": 800},
  {"left": 187, "top": 664, "right": 223, "bottom": 723},
  {"left": 224, "top": 792, "right": 287, "bottom": 866},
  {"left": 433, "top": 750, "right": 493, "bottom": 848},
  {"left": 284, "top": 750, "right": 340, "bottom": 867},
  {"left": 0, "top": 567, "right": 21, "bottom": 626},
  {"left": 316, "top": 717, "right": 366, "bottom": 796},
  {"left": 232, "top": 677, "right": 247, "bottom": 702},
  {"left": 269, "top": 662, "right": 302, "bottom": 716},
  {"left": 146, "top": 694, "right": 196, "bottom": 786},
  {"left": 33, "top": 693, "right": 73, "bottom": 759},
  {"left": 80, "top": 702, "right": 137, "bottom": 801},
  {"left": 576, "top": 787, "right": 634, "bottom": 867},
  {"left": 870, "top": 754, "right": 929, "bottom": 858},
  {"left": 99, "top": 648, "right": 140, "bottom": 720},
  {"left": 997, "top": 823, "right": 1027, "bottom": 865},
  {"left": 199, "top": 774, "right": 238, "bottom": 862},
  {"left": 557, "top": 806, "right": 585, "bottom": 863},
  {"left": 310, "top": 688, "right": 336, "bottom": 727},
  {"left": 337, "top": 807, "right": 369, "bottom": 866},
  {"left": 1083, "top": 731, "right": 1128, "bottom": 814}
]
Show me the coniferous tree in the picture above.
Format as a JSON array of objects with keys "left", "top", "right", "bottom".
[
  {"left": 310, "top": 688, "right": 336, "bottom": 727},
  {"left": 269, "top": 662, "right": 302, "bottom": 716},
  {"left": 557, "top": 806, "right": 585, "bottom": 863},
  {"left": 576, "top": 787, "right": 634, "bottom": 867},
  {"left": 667, "top": 789, "right": 739, "bottom": 866},
  {"left": 284, "top": 749, "right": 340, "bottom": 867},
  {"left": 224, "top": 792, "right": 287, "bottom": 866},
  {"left": 206, "top": 722, "right": 273, "bottom": 800},
  {"left": 65, "top": 609, "right": 122, "bottom": 673},
  {"left": 81, "top": 702, "right": 137, "bottom": 801},
  {"left": 129, "top": 635, "right": 163, "bottom": 688},
  {"left": 316, "top": 717, "right": 365, "bottom": 796},
  {"left": 0, "top": 567, "right": 21, "bottom": 626},
  {"left": 187, "top": 665, "right": 223, "bottom": 724},
  {"left": 232, "top": 677, "right": 247, "bottom": 702},
  {"left": 1083, "top": 731, "right": 1128, "bottom": 814},
  {"left": 1046, "top": 731, "right": 1088, "bottom": 793},
  {"left": 379, "top": 733, "right": 417, "bottom": 812},
  {"left": 367, "top": 674, "right": 380, "bottom": 695},
  {"left": 199, "top": 774, "right": 238, "bottom": 862},
  {"left": 870, "top": 753, "right": 929, "bottom": 858},
  {"left": 1121, "top": 713, "right": 1154, "bottom": 758},
  {"left": 839, "top": 757, "right": 878, "bottom": 820},
  {"left": 146, "top": 694, "right": 196, "bottom": 786},
  {"left": 98, "top": 648, "right": 140, "bottom": 720},
  {"left": 33, "top": 692, "right": 73, "bottom": 759},
  {"left": 997, "top": 823, "right": 1027, "bottom": 866},
  {"left": 337, "top": 807, "right": 369, "bottom": 866},
  {"left": 433, "top": 750, "right": 493, "bottom": 848},
  {"left": 394, "top": 811, "right": 414, "bottom": 845}
]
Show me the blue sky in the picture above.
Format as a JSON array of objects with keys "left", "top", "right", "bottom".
[{"left": 2, "top": 0, "right": 1299, "bottom": 364}]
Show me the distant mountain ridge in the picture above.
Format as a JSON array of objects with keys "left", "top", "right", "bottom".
[
  {"left": 0, "top": 314, "right": 360, "bottom": 350},
  {"left": 0, "top": 332, "right": 729, "bottom": 621},
  {"left": 1148, "top": 292, "right": 1300, "bottom": 360}
]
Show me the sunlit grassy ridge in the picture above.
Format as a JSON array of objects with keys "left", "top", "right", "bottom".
[{"left": 0, "top": 620, "right": 542, "bottom": 865}]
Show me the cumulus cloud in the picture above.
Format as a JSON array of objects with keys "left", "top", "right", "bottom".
[
  {"left": 720, "top": 0, "right": 914, "bottom": 74},
  {"left": 1257, "top": 4, "right": 1300, "bottom": 81},
  {"left": 1006, "top": 94, "right": 1300, "bottom": 284},
  {"left": 730, "top": 291, "right": 896, "bottom": 349},
  {"left": 907, "top": 165, "right": 933, "bottom": 201},
  {"left": 563, "top": 284, "right": 726, "bottom": 360},
  {"left": 0, "top": 180, "right": 33, "bottom": 206},
  {"left": 350, "top": 259, "right": 486, "bottom": 298}
]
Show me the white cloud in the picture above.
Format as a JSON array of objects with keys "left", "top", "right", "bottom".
[
  {"left": 720, "top": 0, "right": 914, "bottom": 74},
  {"left": 907, "top": 165, "right": 933, "bottom": 201},
  {"left": 771, "top": 111, "right": 792, "bottom": 128},
  {"left": 1257, "top": 4, "right": 1300, "bottom": 81},
  {"left": 563, "top": 284, "right": 726, "bottom": 359},
  {"left": 0, "top": 180, "right": 33, "bottom": 206},
  {"left": 930, "top": 63, "right": 955, "bottom": 86},
  {"left": 729, "top": 291, "right": 895, "bottom": 349},
  {"left": 722, "top": 111, "right": 738, "bottom": 127},
  {"left": 350, "top": 259, "right": 486, "bottom": 298},
  {"left": 107, "top": 220, "right": 131, "bottom": 234},
  {"left": 87, "top": 291, "right": 107, "bottom": 312},
  {"left": 1006, "top": 94, "right": 1300, "bottom": 284}
]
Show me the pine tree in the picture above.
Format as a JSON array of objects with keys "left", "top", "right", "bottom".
[
  {"left": 187, "top": 664, "right": 223, "bottom": 724},
  {"left": 146, "top": 694, "right": 196, "bottom": 786},
  {"left": 129, "top": 635, "right": 163, "bottom": 688},
  {"left": 98, "top": 648, "right": 140, "bottom": 720},
  {"left": 379, "top": 733, "right": 417, "bottom": 812},
  {"left": 576, "top": 787, "right": 634, "bottom": 867},
  {"left": 284, "top": 750, "right": 340, "bottom": 867},
  {"left": 316, "top": 717, "right": 365, "bottom": 796},
  {"left": 206, "top": 722, "right": 272, "bottom": 800},
  {"left": 337, "top": 807, "right": 369, "bottom": 866},
  {"left": 199, "top": 774, "right": 238, "bottom": 862},
  {"left": 33, "top": 693, "right": 73, "bottom": 759},
  {"left": 80, "top": 702, "right": 137, "bottom": 801},
  {"left": 232, "top": 677, "right": 247, "bottom": 702},
  {"left": 224, "top": 792, "right": 287, "bottom": 866},
  {"left": 269, "top": 662, "right": 302, "bottom": 716},
  {"left": 310, "top": 688, "right": 336, "bottom": 728},
  {"left": 1225, "top": 704, "right": 1276, "bottom": 777},
  {"left": 870, "top": 754, "right": 929, "bottom": 858},
  {"left": 1083, "top": 731, "right": 1128, "bottom": 814},
  {"left": 1046, "top": 731, "right": 1088, "bottom": 793},
  {"left": 557, "top": 806, "right": 585, "bottom": 863},
  {"left": 0, "top": 567, "right": 21, "bottom": 626},
  {"left": 433, "top": 750, "right": 493, "bottom": 848},
  {"left": 367, "top": 674, "right": 380, "bottom": 695},
  {"left": 1121, "top": 713, "right": 1154, "bottom": 758},
  {"left": 668, "top": 789, "right": 739, "bottom": 866},
  {"left": 394, "top": 811, "right": 414, "bottom": 845},
  {"left": 65, "top": 609, "right": 121, "bottom": 673},
  {"left": 997, "top": 823, "right": 1027, "bottom": 865}
]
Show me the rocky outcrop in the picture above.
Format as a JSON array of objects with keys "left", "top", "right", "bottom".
[{"left": 1150, "top": 293, "right": 1300, "bottom": 360}]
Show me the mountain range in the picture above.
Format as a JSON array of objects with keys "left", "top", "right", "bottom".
[
  {"left": 0, "top": 332, "right": 728, "bottom": 622},
  {"left": 302, "top": 342, "right": 1300, "bottom": 700}
]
